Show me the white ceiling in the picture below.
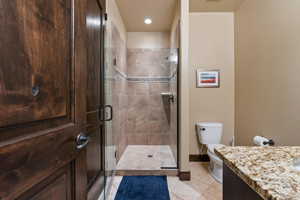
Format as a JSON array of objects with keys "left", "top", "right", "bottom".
[
  {"left": 190, "top": 0, "right": 245, "bottom": 12},
  {"left": 116, "top": 0, "right": 177, "bottom": 32}
]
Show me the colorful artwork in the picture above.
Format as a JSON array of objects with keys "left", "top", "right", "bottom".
[{"left": 196, "top": 69, "right": 220, "bottom": 88}]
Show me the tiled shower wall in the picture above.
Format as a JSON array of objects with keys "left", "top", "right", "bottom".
[
  {"left": 111, "top": 24, "right": 128, "bottom": 160},
  {"left": 111, "top": 25, "right": 177, "bottom": 161},
  {"left": 125, "top": 48, "right": 171, "bottom": 146}
]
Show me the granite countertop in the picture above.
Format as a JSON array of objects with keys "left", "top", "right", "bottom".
[{"left": 215, "top": 146, "right": 300, "bottom": 200}]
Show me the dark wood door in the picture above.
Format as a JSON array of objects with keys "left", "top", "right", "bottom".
[
  {"left": 0, "top": 0, "right": 88, "bottom": 199},
  {"left": 85, "top": 0, "right": 106, "bottom": 199}
]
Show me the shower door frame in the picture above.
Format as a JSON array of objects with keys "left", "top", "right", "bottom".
[{"left": 176, "top": 20, "right": 181, "bottom": 173}]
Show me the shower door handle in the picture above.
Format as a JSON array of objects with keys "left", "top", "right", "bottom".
[{"left": 103, "top": 105, "right": 113, "bottom": 121}]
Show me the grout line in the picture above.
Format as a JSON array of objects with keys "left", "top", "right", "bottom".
[{"left": 112, "top": 67, "right": 178, "bottom": 82}]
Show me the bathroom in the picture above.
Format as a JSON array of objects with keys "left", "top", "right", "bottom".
[
  {"left": 107, "top": 0, "right": 300, "bottom": 199},
  {"left": 1, "top": 0, "right": 300, "bottom": 200}
]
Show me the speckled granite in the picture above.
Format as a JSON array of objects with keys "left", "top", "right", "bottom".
[{"left": 215, "top": 146, "right": 300, "bottom": 200}]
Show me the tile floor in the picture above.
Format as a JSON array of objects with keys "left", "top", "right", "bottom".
[
  {"left": 107, "top": 162, "right": 222, "bottom": 200},
  {"left": 116, "top": 145, "right": 177, "bottom": 170}
]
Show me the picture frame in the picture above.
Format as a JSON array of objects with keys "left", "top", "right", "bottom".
[{"left": 196, "top": 69, "right": 220, "bottom": 88}]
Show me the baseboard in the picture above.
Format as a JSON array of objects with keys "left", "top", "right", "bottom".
[
  {"left": 178, "top": 171, "right": 191, "bottom": 181},
  {"left": 189, "top": 154, "right": 210, "bottom": 162},
  {"left": 87, "top": 175, "right": 105, "bottom": 200},
  {"left": 115, "top": 169, "right": 178, "bottom": 176}
]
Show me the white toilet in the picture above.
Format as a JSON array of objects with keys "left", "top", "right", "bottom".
[{"left": 196, "top": 122, "right": 224, "bottom": 183}]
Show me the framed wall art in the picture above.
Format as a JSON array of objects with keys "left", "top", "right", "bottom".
[{"left": 196, "top": 69, "right": 220, "bottom": 88}]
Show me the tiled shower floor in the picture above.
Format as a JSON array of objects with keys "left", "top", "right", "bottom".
[{"left": 116, "top": 145, "right": 177, "bottom": 170}]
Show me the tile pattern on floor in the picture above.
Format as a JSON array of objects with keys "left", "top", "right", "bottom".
[
  {"left": 116, "top": 145, "right": 177, "bottom": 170},
  {"left": 187, "top": 162, "right": 222, "bottom": 200},
  {"left": 108, "top": 162, "right": 222, "bottom": 200}
]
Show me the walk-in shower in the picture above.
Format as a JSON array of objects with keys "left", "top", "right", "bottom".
[
  {"left": 105, "top": 0, "right": 180, "bottom": 181},
  {"left": 109, "top": 27, "right": 179, "bottom": 171}
]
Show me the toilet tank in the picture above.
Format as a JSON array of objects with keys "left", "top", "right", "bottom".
[{"left": 196, "top": 122, "right": 223, "bottom": 144}]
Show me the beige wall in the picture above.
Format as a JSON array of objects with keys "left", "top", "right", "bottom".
[
  {"left": 189, "top": 13, "right": 235, "bottom": 154},
  {"left": 170, "top": 2, "right": 180, "bottom": 49},
  {"left": 127, "top": 32, "right": 170, "bottom": 48},
  {"left": 235, "top": 0, "right": 300, "bottom": 145},
  {"left": 179, "top": 0, "right": 190, "bottom": 172}
]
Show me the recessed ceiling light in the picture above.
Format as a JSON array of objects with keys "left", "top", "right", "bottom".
[{"left": 144, "top": 18, "right": 152, "bottom": 25}]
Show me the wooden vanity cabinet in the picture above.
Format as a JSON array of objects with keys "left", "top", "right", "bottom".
[{"left": 223, "top": 164, "right": 264, "bottom": 200}]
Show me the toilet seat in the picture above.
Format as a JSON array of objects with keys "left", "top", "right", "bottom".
[
  {"left": 207, "top": 144, "right": 224, "bottom": 155},
  {"left": 207, "top": 149, "right": 222, "bottom": 166},
  {"left": 207, "top": 144, "right": 224, "bottom": 165}
]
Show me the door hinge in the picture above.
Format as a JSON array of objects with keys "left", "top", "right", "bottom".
[{"left": 104, "top": 13, "right": 108, "bottom": 21}]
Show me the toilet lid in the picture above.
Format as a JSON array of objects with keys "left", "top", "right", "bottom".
[{"left": 207, "top": 144, "right": 225, "bottom": 155}]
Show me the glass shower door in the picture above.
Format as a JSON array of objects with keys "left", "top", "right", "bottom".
[
  {"left": 103, "top": 13, "right": 117, "bottom": 199},
  {"left": 160, "top": 48, "right": 179, "bottom": 170},
  {"left": 161, "top": 20, "right": 180, "bottom": 169}
]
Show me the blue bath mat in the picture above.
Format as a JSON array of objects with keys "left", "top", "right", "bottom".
[{"left": 114, "top": 176, "right": 170, "bottom": 200}]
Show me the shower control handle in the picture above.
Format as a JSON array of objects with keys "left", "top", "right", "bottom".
[{"left": 169, "top": 94, "right": 175, "bottom": 103}]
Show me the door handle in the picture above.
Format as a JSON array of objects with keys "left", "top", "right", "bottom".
[
  {"left": 76, "top": 133, "right": 90, "bottom": 149},
  {"left": 104, "top": 105, "right": 113, "bottom": 121}
]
